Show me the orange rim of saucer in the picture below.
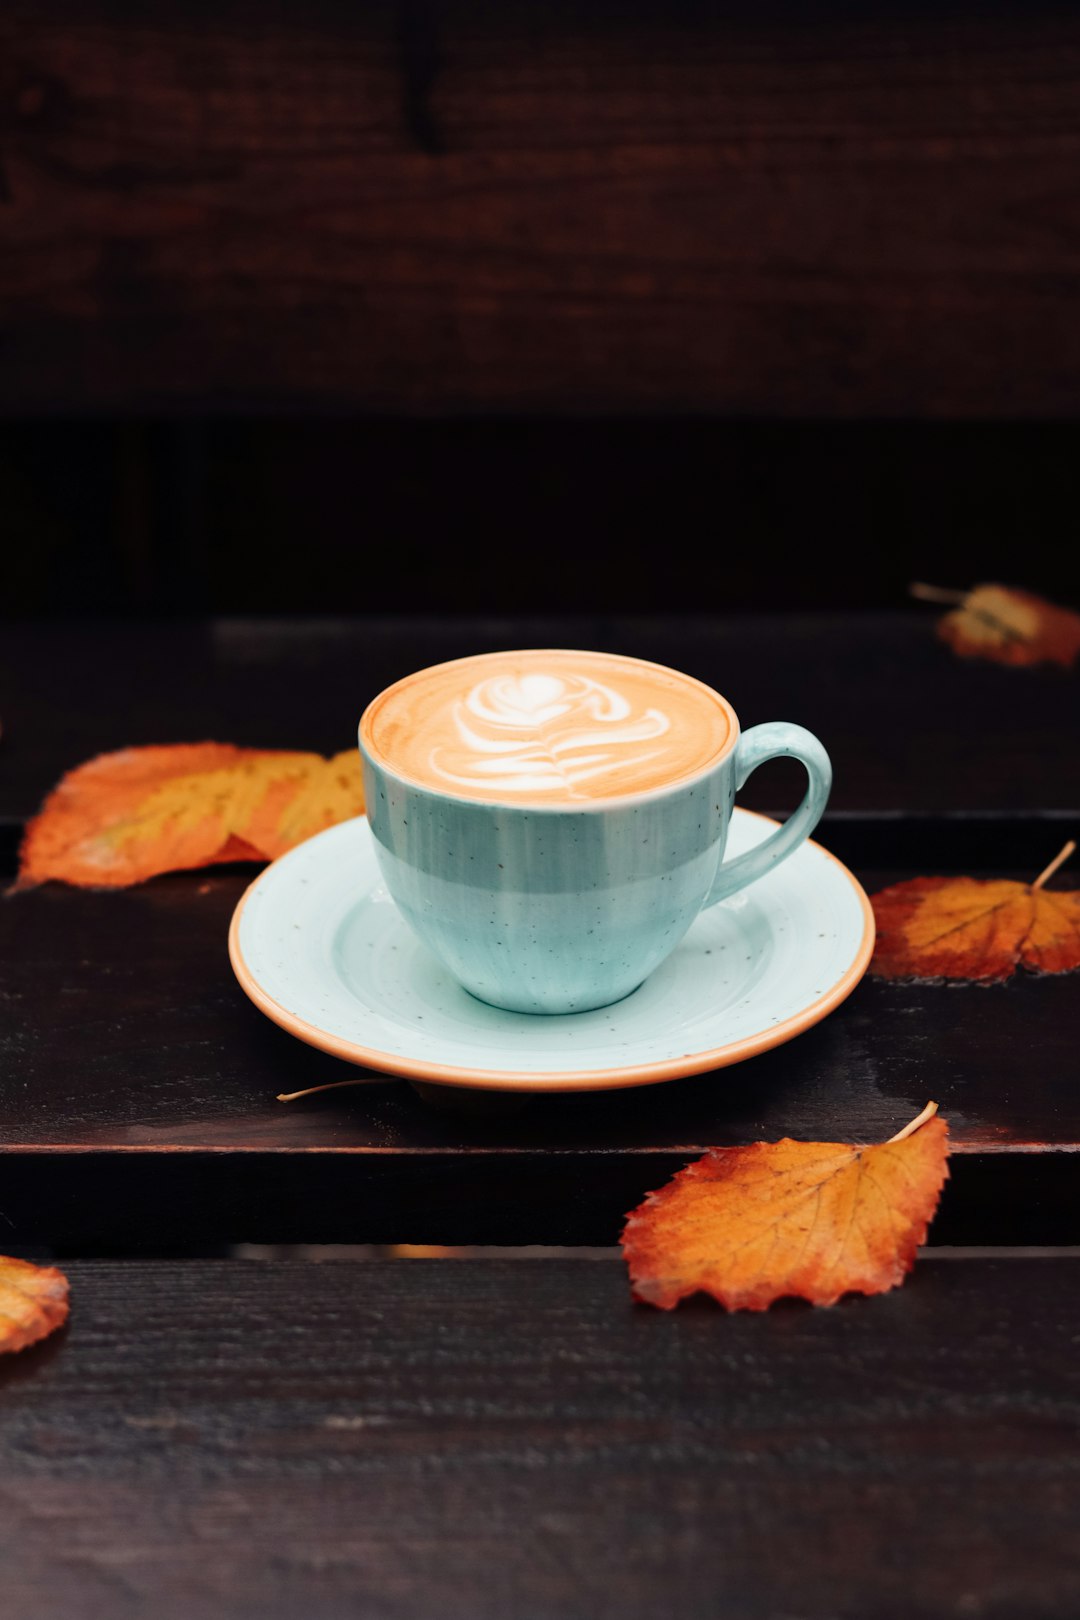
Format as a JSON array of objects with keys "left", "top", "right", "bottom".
[{"left": 228, "top": 810, "right": 876, "bottom": 1093}]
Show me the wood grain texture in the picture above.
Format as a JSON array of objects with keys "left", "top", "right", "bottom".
[
  {"left": 2, "top": 615, "right": 1077, "bottom": 1248},
  {"left": 4, "top": 1, "right": 1080, "bottom": 414},
  {"left": 3, "top": 849, "right": 1079, "bottom": 1248},
  {"left": 3, "top": 1258, "right": 1080, "bottom": 1619}
]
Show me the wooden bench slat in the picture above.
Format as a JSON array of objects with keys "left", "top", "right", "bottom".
[
  {"left": 3, "top": 850, "right": 1079, "bottom": 1248},
  {"left": 2, "top": 616, "right": 1077, "bottom": 1248},
  {"left": 3, "top": 1257, "right": 1079, "bottom": 1619},
  {"left": 5, "top": 2, "right": 1080, "bottom": 414}
]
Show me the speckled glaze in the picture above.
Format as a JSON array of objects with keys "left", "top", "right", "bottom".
[
  {"left": 359, "top": 687, "right": 831, "bottom": 1014},
  {"left": 228, "top": 811, "right": 873, "bottom": 1091}
]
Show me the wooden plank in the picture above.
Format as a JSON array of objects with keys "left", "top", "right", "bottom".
[
  {"left": 2, "top": 615, "right": 1076, "bottom": 1248},
  {"left": 5, "top": 2, "right": 1080, "bottom": 414},
  {"left": 3, "top": 842, "right": 1079, "bottom": 1249},
  {"left": 3, "top": 615, "right": 1078, "bottom": 821},
  {"left": 3, "top": 1258, "right": 1080, "bottom": 1619}
]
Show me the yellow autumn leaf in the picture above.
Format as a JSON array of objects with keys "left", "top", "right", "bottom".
[{"left": 18, "top": 743, "right": 365, "bottom": 888}]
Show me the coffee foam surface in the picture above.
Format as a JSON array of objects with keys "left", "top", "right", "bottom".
[{"left": 364, "top": 650, "right": 732, "bottom": 804}]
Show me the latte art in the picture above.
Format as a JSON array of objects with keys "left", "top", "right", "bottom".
[
  {"left": 432, "top": 673, "right": 672, "bottom": 796},
  {"left": 363, "top": 650, "right": 733, "bottom": 804}
]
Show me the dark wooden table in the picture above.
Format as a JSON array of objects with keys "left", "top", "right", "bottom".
[
  {"left": 5, "top": 1257, "right": 1080, "bottom": 1620},
  {"left": 2, "top": 616, "right": 1078, "bottom": 1249},
  {"left": 2, "top": 614, "right": 1078, "bottom": 1617}
]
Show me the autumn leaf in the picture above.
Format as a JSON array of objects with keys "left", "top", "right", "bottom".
[
  {"left": 621, "top": 1103, "right": 948, "bottom": 1312},
  {"left": 18, "top": 743, "right": 364, "bottom": 889},
  {"left": 912, "top": 581, "right": 1080, "bottom": 669},
  {"left": 871, "top": 841, "right": 1080, "bottom": 984},
  {"left": 0, "top": 1256, "right": 69, "bottom": 1354}
]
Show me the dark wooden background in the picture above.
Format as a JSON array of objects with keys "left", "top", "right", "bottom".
[
  {"left": 4, "top": 419, "right": 1080, "bottom": 616},
  {"left": 6, "top": 1, "right": 1080, "bottom": 614},
  {"left": 6, "top": 0, "right": 1080, "bottom": 616},
  {"left": 4, "top": 0, "right": 1080, "bottom": 418}
]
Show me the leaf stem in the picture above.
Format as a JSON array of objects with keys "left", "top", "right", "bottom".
[
  {"left": 887, "top": 1100, "right": 939, "bottom": 1143},
  {"left": 1031, "top": 840, "right": 1077, "bottom": 891},
  {"left": 277, "top": 1079, "right": 373, "bottom": 1102},
  {"left": 910, "top": 582, "right": 968, "bottom": 606}
]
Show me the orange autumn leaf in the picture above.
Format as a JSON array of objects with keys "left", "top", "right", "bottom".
[
  {"left": 0, "top": 1256, "right": 69, "bottom": 1354},
  {"left": 622, "top": 1104, "right": 948, "bottom": 1312},
  {"left": 871, "top": 842, "right": 1080, "bottom": 984},
  {"left": 18, "top": 743, "right": 364, "bottom": 889},
  {"left": 912, "top": 581, "right": 1080, "bottom": 669}
]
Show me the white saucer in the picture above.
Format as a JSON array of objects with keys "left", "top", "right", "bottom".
[{"left": 229, "top": 811, "right": 874, "bottom": 1093}]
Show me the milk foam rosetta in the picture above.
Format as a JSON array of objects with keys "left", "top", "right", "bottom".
[{"left": 365, "top": 651, "right": 732, "bottom": 803}]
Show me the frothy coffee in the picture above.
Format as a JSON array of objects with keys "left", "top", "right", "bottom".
[{"left": 362, "top": 650, "right": 733, "bottom": 804}]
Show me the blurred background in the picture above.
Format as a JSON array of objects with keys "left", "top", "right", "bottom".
[{"left": 4, "top": 0, "right": 1080, "bottom": 616}]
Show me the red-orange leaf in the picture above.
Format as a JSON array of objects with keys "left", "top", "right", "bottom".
[
  {"left": 914, "top": 582, "right": 1080, "bottom": 669},
  {"left": 18, "top": 743, "right": 364, "bottom": 889},
  {"left": 622, "top": 1106, "right": 948, "bottom": 1311},
  {"left": 871, "top": 848, "right": 1080, "bottom": 983},
  {"left": 0, "top": 1256, "right": 69, "bottom": 1354}
]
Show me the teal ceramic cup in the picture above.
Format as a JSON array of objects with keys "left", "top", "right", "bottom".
[{"left": 359, "top": 655, "right": 831, "bottom": 1015}]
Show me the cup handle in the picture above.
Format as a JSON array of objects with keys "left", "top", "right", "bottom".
[{"left": 703, "top": 722, "right": 832, "bottom": 908}]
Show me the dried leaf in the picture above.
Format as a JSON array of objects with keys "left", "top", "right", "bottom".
[
  {"left": 622, "top": 1105, "right": 948, "bottom": 1311},
  {"left": 18, "top": 743, "right": 364, "bottom": 889},
  {"left": 913, "top": 582, "right": 1080, "bottom": 669},
  {"left": 0, "top": 1256, "right": 69, "bottom": 1354},
  {"left": 871, "top": 843, "right": 1080, "bottom": 983}
]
